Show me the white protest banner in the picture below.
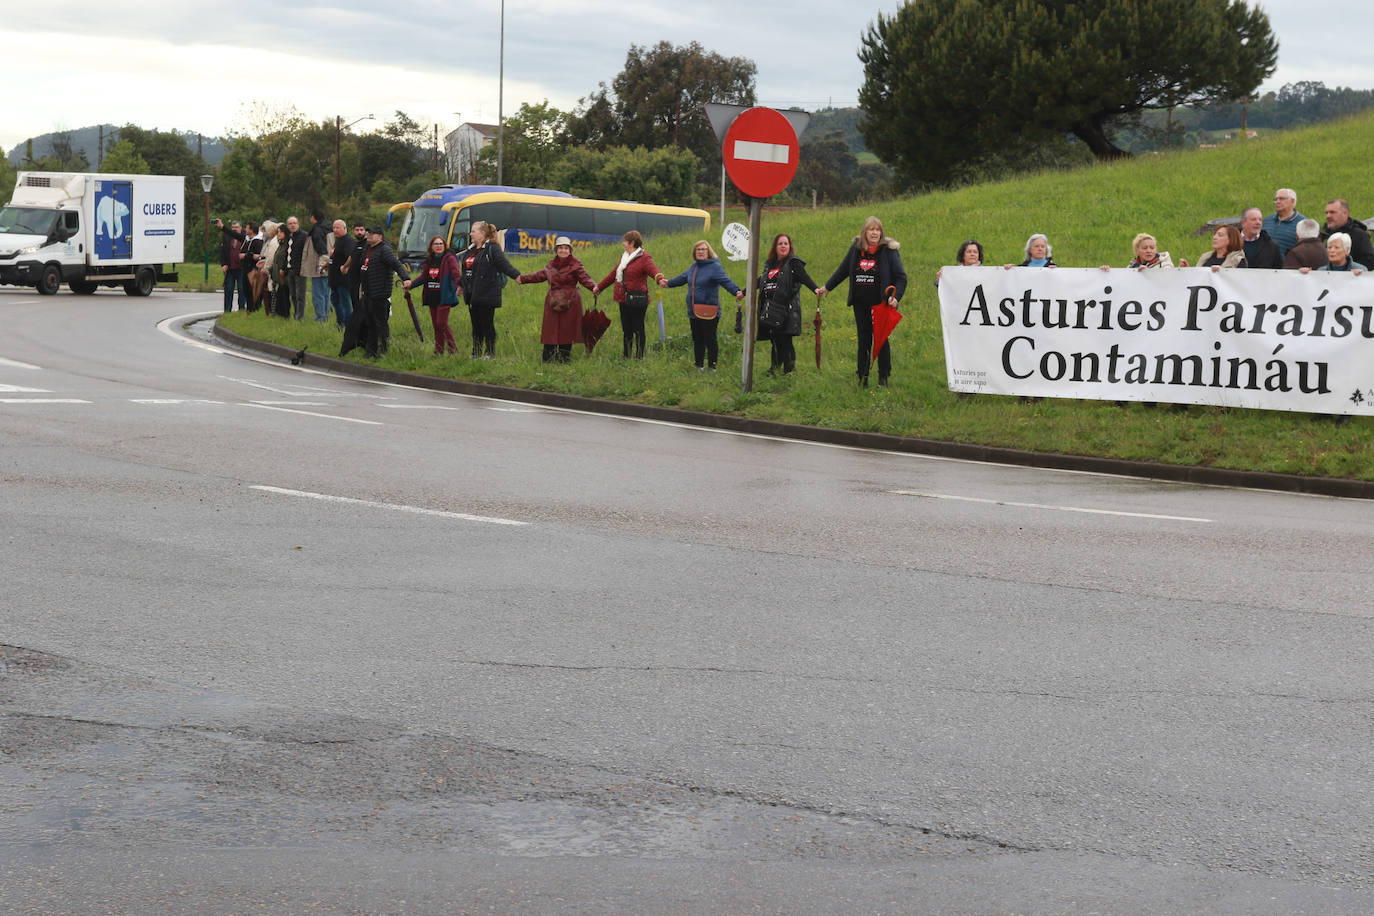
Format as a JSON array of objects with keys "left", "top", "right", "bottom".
[{"left": 938, "top": 266, "right": 1374, "bottom": 415}]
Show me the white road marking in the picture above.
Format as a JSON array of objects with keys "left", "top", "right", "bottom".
[
  {"left": 160, "top": 313, "right": 1351, "bottom": 502},
  {"left": 250, "top": 400, "right": 330, "bottom": 406},
  {"left": 0, "top": 398, "right": 91, "bottom": 404},
  {"left": 889, "top": 490, "right": 1213, "bottom": 523},
  {"left": 380, "top": 404, "right": 463, "bottom": 410},
  {"left": 0, "top": 357, "right": 42, "bottom": 370},
  {"left": 241, "top": 403, "right": 381, "bottom": 425},
  {"left": 250, "top": 485, "right": 528, "bottom": 526},
  {"left": 130, "top": 399, "right": 226, "bottom": 405},
  {"left": 0, "top": 383, "right": 50, "bottom": 393}
]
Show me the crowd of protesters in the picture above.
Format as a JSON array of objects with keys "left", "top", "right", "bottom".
[{"left": 212, "top": 190, "right": 1364, "bottom": 383}]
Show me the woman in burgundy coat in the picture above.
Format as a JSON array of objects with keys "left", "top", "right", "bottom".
[
  {"left": 518, "top": 236, "right": 595, "bottom": 363},
  {"left": 593, "top": 230, "right": 664, "bottom": 359}
]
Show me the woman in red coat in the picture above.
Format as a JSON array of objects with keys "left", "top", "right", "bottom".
[
  {"left": 593, "top": 230, "right": 663, "bottom": 359},
  {"left": 518, "top": 236, "right": 595, "bottom": 363}
]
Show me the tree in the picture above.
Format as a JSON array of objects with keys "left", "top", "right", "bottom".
[
  {"left": 99, "top": 139, "right": 149, "bottom": 174},
  {"left": 547, "top": 146, "right": 700, "bottom": 206},
  {"left": 565, "top": 42, "right": 756, "bottom": 174},
  {"left": 474, "top": 101, "right": 568, "bottom": 188},
  {"left": 858, "top": 0, "right": 1277, "bottom": 186}
]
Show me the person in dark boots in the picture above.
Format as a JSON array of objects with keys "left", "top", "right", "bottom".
[{"left": 819, "top": 216, "right": 908, "bottom": 387}]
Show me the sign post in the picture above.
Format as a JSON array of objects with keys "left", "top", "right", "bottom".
[{"left": 707, "top": 103, "right": 809, "bottom": 393}]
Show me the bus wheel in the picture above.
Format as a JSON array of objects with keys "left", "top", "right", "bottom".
[
  {"left": 37, "top": 264, "right": 62, "bottom": 295},
  {"left": 123, "top": 268, "right": 155, "bottom": 297}
]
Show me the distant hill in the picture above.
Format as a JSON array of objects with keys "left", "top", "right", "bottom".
[{"left": 6, "top": 125, "right": 227, "bottom": 168}]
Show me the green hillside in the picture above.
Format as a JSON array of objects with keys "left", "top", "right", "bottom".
[{"left": 221, "top": 109, "right": 1374, "bottom": 482}]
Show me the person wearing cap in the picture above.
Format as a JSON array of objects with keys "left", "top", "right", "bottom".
[
  {"left": 343, "top": 225, "right": 411, "bottom": 359},
  {"left": 517, "top": 236, "right": 595, "bottom": 363}
]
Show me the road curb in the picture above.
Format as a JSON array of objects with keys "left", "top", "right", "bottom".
[{"left": 213, "top": 324, "right": 1374, "bottom": 500}]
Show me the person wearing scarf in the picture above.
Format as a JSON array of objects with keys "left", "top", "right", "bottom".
[
  {"left": 518, "top": 236, "right": 596, "bottom": 363},
  {"left": 594, "top": 230, "right": 663, "bottom": 359}
]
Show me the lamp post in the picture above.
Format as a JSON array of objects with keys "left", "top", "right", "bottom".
[
  {"left": 334, "top": 114, "right": 374, "bottom": 201},
  {"left": 200, "top": 174, "right": 213, "bottom": 285},
  {"left": 497, "top": 0, "right": 504, "bottom": 185}
]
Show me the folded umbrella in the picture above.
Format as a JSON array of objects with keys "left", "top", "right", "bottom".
[
  {"left": 813, "top": 293, "right": 823, "bottom": 369},
  {"left": 582, "top": 295, "right": 612, "bottom": 353},
  {"left": 871, "top": 285, "right": 902, "bottom": 367},
  {"left": 655, "top": 296, "right": 667, "bottom": 348},
  {"left": 404, "top": 288, "right": 424, "bottom": 342}
]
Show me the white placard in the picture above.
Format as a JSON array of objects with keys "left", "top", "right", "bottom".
[
  {"left": 721, "top": 222, "right": 749, "bottom": 261},
  {"left": 937, "top": 266, "right": 1374, "bottom": 415}
]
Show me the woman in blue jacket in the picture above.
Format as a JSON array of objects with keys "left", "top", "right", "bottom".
[{"left": 660, "top": 240, "right": 744, "bottom": 370}]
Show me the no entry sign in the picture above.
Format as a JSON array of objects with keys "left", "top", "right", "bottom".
[{"left": 722, "top": 107, "right": 800, "bottom": 199}]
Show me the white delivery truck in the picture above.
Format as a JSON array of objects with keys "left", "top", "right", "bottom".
[{"left": 0, "top": 171, "right": 184, "bottom": 296}]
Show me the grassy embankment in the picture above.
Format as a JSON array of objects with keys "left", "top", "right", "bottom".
[{"left": 219, "top": 110, "right": 1374, "bottom": 480}]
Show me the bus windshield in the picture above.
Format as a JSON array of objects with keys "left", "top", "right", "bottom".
[
  {"left": 396, "top": 205, "right": 446, "bottom": 258},
  {"left": 0, "top": 206, "right": 57, "bottom": 236}
]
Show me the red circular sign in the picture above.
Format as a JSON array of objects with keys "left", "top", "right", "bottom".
[{"left": 722, "top": 107, "right": 799, "bottom": 199}]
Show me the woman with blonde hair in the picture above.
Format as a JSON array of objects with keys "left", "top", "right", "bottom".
[
  {"left": 458, "top": 220, "right": 520, "bottom": 358},
  {"left": 660, "top": 239, "right": 743, "bottom": 369},
  {"left": 818, "top": 216, "right": 907, "bottom": 386}
]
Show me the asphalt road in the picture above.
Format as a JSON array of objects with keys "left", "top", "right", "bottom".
[{"left": 2, "top": 289, "right": 1371, "bottom": 914}]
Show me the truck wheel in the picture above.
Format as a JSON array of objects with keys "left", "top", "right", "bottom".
[
  {"left": 123, "top": 268, "right": 155, "bottom": 297},
  {"left": 37, "top": 264, "right": 62, "bottom": 295},
  {"left": 69, "top": 280, "right": 98, "bottom": 295}
]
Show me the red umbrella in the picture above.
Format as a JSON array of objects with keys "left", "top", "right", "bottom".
[
  {"left": 812, "top": 292, "right": 823, "bottom": 369},
  {"left": 870, "top": 285, "right": 902, "bottom": 366},
  {"left": 582, "top": 296, "right": 612, "bottom": 353}
]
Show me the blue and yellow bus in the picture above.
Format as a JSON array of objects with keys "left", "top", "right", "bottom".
[{"left": 388, "top": 185, "right": 710, "bottom": 264}]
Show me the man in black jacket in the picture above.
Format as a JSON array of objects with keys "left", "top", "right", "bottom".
[
  {"left": 1321, "top": 199, "right": 1374, "bottom": 270},
  {"left": 326, "top": 219, "right": 355, "bottom": 328},
  {"left": 212, "top": 218, "right": 247, "bottom": 313},
  {"left": 1238, "top": 207, "right": 1283, "bottom": 269},
  {"left": 282, "top": 216, "right": 310, "bottom": 319},
  {"left": 348, "top": 226, "right": 411, "bottom": 359}
]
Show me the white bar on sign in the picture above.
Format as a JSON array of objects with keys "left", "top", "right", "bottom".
[{"left": 733, "top": 140, "right": 790, "bottom": 164}]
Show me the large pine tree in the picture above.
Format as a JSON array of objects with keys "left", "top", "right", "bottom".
[{"left": 858, "top": 0, "right": 1277, "bottom": 186}]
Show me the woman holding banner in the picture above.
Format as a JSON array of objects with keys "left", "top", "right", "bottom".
[
  {"left": 660, "top": 240, "right": 743, "bottom": 370},
  {"left": 1303, "top": 233, "right": 1365, "bottom": 275},
  {"left": 818, "top": 216, "right": 907, "bottom": 387},
  {"left": 1198, "top": 225, "right": 1247, "bottom": 271}
]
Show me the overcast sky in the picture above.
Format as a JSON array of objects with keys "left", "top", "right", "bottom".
[{"left": 3, "top": 1, "right": 1371, "bottom": 154}]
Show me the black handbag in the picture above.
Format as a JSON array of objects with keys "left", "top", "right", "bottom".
[
  {"left": 758, "top": 294, "right": 788, "bottom": 330},
  {"left": 624, "top": 288, "right": 649, "bottom": 308}
]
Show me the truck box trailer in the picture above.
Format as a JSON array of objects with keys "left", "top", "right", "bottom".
[{"left": 0, "top": 171, "right": 184, "bottom": 295}]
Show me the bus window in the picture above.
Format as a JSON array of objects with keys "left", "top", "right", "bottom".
[
  {"left": 470, "top": 201, "right": 515, "bottom": 230},
  {"left": 549, "top": 205, "right": 595, "bottom": 234},
  {"left": 448, "top": 209, "right": 471, "bottom": 251},
  {"left": 397, "top": 206, "right": 445, "bottom": 257},
  {"left": 593, "top": 209, "right": 635, "bottom": 236},
  {"left": 514, "top": 203, "right": 548, "bottom": 230}
]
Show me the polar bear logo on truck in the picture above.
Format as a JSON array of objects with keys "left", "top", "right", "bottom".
[{"left": 96, "top": 194, "right": 130, "bottom": 240}]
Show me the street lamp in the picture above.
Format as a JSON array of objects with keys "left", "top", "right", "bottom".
[
  {"left": 497, "top": 0, "right": 504, "bottom": 185},
  {"left": 200, "top": 174, "right": 213, "bottom": 285},
  {"left": 335, "top": 114, "right": 375, "bottom": 201}
]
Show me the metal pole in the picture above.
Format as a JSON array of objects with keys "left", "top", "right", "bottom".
[
  {"left": 497, "top": 0, "right": 504, "bottom": 185},
  {"left": 334, "top": 115, "right": 341, "bottom": 202},
  {"left": 203, "top": 192, "right": 210, "bottom": 285},
  {"left": 719, "top": 164, "right": 725, "bottom": 226},
  {"left": 741, "top": 196, "right": 761, "bottom": 393}
]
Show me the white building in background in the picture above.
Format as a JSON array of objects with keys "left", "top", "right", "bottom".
[{"left": 444, "top": 123, "right": 498, "bottom": 183}]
